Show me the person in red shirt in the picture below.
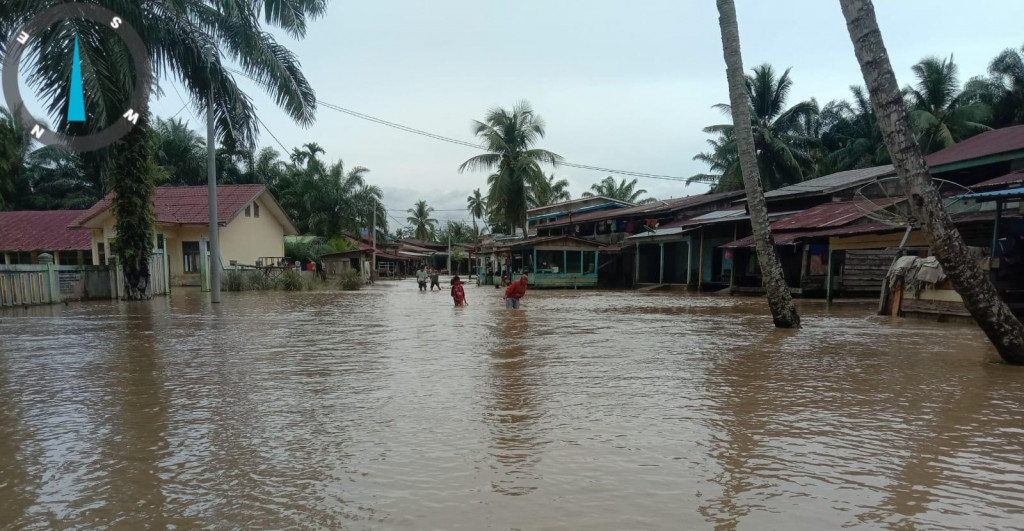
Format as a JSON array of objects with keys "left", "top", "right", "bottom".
[
  {"left": 504, "top": 273, "right": 529, "bottom": 309},
  {"left": 451, "top": 276, "right": 467, "bottom": 307}
]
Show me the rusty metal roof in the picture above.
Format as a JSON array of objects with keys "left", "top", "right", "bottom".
[
  {"left": 762, "top": 165, "right": 895, "bottom": 200},
  {"left": 926, "top": 125, "right": 1024, "bottom": 168}
]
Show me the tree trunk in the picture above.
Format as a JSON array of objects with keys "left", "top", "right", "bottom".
[
  {"left": 716, "top": 0, "right": 801, "bottom": 328},
  {"left": 111, "top": 114, "right": 155, "bottom": 301},
  {"left": 839, "top": 0, "right": 1024, "bottom": 364}
]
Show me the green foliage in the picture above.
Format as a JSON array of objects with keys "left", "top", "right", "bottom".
[
  {"left": 528, "top": 174, "right": 572, "bottom": 208},
  {"left": 110, "top": 117, "right": 156, "bottom": 300},
  {"left": 583, "top": 176, "right": 656, "bottom": 204},
  {"left": 338, "top": 269, "right": 363, "bottom": 291},
  {"left": 459, "top": 101, "right": 562, "bottom": 236},
  {"left": 435, "top": 220, "right": 475, "bottom": 245},
  {"left": 906, "top": 55, "right": 992, "bottom": 153},
  {"left": 276, "top": 270, "right": 305, "bottom": 291}
]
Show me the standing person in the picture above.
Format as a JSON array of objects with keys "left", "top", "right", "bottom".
[
  {"left": 429, "top": 268, "right": 441, "bottom": 291},
  {"left": 504, "top": 273, "right": 529, "bottom": 309},
  {"left": 416, "top": 266, "right": 429, "bottom": 291},
  {"left": 451, "top": 276, "right": 467, "bottom": 307}
]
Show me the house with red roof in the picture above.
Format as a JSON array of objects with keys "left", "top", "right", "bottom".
[
  {"left": 0, "top": 210, "right": 93, "bottom": 265},
  {"left": 71, "top": 184, "right": 297, "bottom": 285}
]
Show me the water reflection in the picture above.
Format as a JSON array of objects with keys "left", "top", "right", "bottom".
[{"left": 484, "top": 311, "right": 546, "bottom": 496}]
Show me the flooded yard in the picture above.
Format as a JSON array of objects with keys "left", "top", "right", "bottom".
[{"left": 1, "top": 281, "right": 1022, "bottom": 529}]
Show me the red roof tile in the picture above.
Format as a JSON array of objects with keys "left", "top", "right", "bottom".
[
  {"left": 72, "top": 184, "right": 266, "bottom": 227},
  {"left": 926, "top": 125, "right": 1024, "bottom": 168},
  {"left": 0, "top": 210, "right": 92, "bottom": 251}
]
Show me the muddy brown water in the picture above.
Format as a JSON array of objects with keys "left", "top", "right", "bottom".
[{"left": 1, "top": 281, "right": 1022, "bottom": 529}]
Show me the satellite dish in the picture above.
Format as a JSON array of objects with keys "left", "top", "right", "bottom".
[{"left": 853, "top": 176, "right": 980, "bottom": 228}]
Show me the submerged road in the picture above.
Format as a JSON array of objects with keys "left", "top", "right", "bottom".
[{"left": 0, "top": 281, "right": 1022, "bottom": 529}]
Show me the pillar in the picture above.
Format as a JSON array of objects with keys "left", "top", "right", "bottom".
[
  {"left": 686, "top": 238, "right": 692, "bottom": 285},
  {"left": 634, "top": 244, "right": 640, "bottom": 286},
  {"left": 659, "top": 243, "right": 665, "bottom": 284}
]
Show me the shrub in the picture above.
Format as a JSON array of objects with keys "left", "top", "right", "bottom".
[
  {"left": 224, "top": 270, "right": 244, "bottom": 291},
  {"left": 338, "top": 269, "right": 362, "bottom": 291},
  {"left": 276, "top": 270, "right": 304, "bottom": 291},
  {"left": 243, "top": 271, "right": 273, "bottom": 290}
]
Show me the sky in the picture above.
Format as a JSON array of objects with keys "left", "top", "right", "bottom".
[{"left": 20, "top": 0, "right": 1024, "bottom": 228}]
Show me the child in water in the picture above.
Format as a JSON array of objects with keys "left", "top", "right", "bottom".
[{"left": 450, "top": 276, "right": 467, "bottom": 307}]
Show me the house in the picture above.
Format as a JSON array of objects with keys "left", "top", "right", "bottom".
[
  {"left": 527, "top": 196, "right": 635, "bottom": 236},
  {"left": 71, "top": 184, "right": 297, "bottom": 285},
  {"left": 0, "top": 210, "right": 93, "bottom": 265}
]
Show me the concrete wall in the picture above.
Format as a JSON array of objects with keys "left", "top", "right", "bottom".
[{"left": 89, "top": 194, "right": 287, "bottom": 285}]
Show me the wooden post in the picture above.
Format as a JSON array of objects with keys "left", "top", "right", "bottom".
[
  {"left": 634, "top": 244, "right": 640, "bottom": 287},
  {"left": 686, "top": 237, "right": 693, "bottom": 286},
  {"left": 826, "top": 248, "right": 834, "bottom": 303}
]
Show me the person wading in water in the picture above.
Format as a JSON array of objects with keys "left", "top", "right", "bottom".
[
  {"left": 451, "top": 276, "right": 467, "bottom": 307},
  {"left": 416, "top": 266, "right": 429, "bottom": 291},
  {"left": 429, "top": 268, "right": 441, "bottom": 291},
  {"left": 504, "top": 273, "right": 529, "bottom": 309}
]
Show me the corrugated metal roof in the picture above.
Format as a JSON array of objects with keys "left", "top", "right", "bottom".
[
  {"left": 971, "top": 170, "right": 1024, "bottom": 190},
  {"left": 926, "top": 125, "right": 1024, "bottom": 168},
  {"left": 769, "top": 200, "right": 889, "bottom": 231},
  {"left": 763, "top": 165, "right": 894, "bottom": 199},
  {"left": 0, "top": 210, "right": 92, "bottom": 251},
  {"left": 543, "top": 191, "right": 743, "bottom": 228}
]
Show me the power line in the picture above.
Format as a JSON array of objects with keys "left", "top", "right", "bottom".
[{"left": 224, "top": 66, "right": 691, "bottom": 183}]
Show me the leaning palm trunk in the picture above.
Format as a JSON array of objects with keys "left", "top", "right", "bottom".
[
  {"left": 111, "top": 114, "right": 156, "bottom": 300},
  {"left": 716, "top": 0, "right": 800, "bottom": 328},
  {"left": 839, "top": 0, "right": 1024, "bottom": 364}
]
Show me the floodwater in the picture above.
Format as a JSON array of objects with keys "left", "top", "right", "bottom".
[{"left": 1, "top": 281, "right": 1022, "bottom": 530}]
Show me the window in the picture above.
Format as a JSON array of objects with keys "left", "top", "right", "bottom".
[
  {"left": 245, "top": 205, "right": 251, "bottom": 217},
  {"left": 566, "top": 251, "right": 582, "bottom": 274},
  {"left": 156, "top": 233, "right": 165, "bottom": 251},
  {"left": 253, "top": 202, "right": 260, "bottom": 218},
  {"left": 182, "top": 241, "right": 200, "bottom": 273},
  {"left": 97, "top": 242, "right": 106, "bottom": 266},
  {"left": 59, "top": 251, "right": 78, "bottom": 265},
  {"left": 583, "top": 251, "right": 597, "bottom": 274}
]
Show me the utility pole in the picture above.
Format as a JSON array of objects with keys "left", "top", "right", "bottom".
[
  {"left": 447, "top": 234, "right": 452, "bottom": 275},
  {"left": 371, "top": 198, "right": 377, "bottom": 279},
  {"left": 207, "top": 51, "right": 221, "bottom": 303}
]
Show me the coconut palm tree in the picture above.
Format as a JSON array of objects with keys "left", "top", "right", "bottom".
[
  {"left": 406, "top": 200, "right": 437, "bottom": 242},
  {"left": 583, "top": 176, "right": 656, "bottom": 204},
  {"left": 458, "top": 101, "right": 562, "bottom": 237},
  {"left": 528, "top": 174, "right": 572, "bottom": 207},
  {"left": 466, "top": 188, "right": 486, "bottom": 237},
  {"left": 716, "top": 0, "right": 800, "bottom": 328},
  {"left": 0, "top": 0, "right": 324, "bottom": 298},
  {"left": 906, "top": 55, "right": 992, "bottom": 154},
  {"left": 838, "top": 0, "right": 1024, "bottom": 363},
  {"left": 970, "top": 44, "right": 1024, "bottom": 128},
  {"left": 688, "top": 130, "right": 743, "bottom": 192},
  {"left": 823, "top": 86, "right": 891, "bottom": 170},
  {"left": 693, "top": 64, "right": 819, "bottom": 192}
]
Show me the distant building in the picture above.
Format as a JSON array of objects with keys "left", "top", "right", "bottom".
[
  {"left": 0, "top": 210, "right": 93, "bottom": 265},
  {"left": 71, "top": 184, "right": 297, "bottom": 285}
]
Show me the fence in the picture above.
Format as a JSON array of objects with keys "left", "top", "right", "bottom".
[{"left": 0, "top": 250, "right": 169, "bottom": 307}]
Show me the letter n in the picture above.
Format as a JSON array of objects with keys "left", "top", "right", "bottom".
[
  {"left": 30, "top": 124, "right": 45, "bottom": 139},
  {"left": 122, "top": 108, "right": 140, "bottom": 124}
]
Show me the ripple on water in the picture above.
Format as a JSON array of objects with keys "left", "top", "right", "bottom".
[{"left": 0, "top": 282, "right": 1020, "bottom": 529}]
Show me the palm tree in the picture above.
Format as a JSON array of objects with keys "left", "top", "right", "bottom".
[
  {"left": 838, "top": 0, "right": 1024, "bottom": 363},
  {"left": 0, "top": 107, "right": 30, "bottom": 209},
  {"left": 0, "top": 0, "right": 324, "bottom": 298},
  {"left": 150, "top": 117, "right": 206, "bottom": 186},
  {"left": 970, "top": 45, "right": 1024, "bottom": 128},
  {"left": 583, "top": 176, "right": 656, "bottom": 204},
  {"left": 528, "top": 174, "right": 572, "bottom": 207},
  {"left": 406, "top": 200, "right": 437, "bottom": 242},
  {"left": 823, "top": 86, "right": 891, "bottom": 170},
  {"left": 688, "top": 130, "right": 743, "bottom": 192},
  {"left": 466, "top": 188, "right": 486, "bottom": 238},
  {"left": 716, "top": 0, "right": 800, "bottom": 328},
  {"left": 22, "top": 147, "right": 105, "bottom": 209},
  {"left": 458, "top": 101, "right": 562, "bottom": 237},
  {"left": 693, "top": 64, "right": 819, "bottom": 192},
  {"left": 905, "top": 55, "right": 992, "bottom": 154}
]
